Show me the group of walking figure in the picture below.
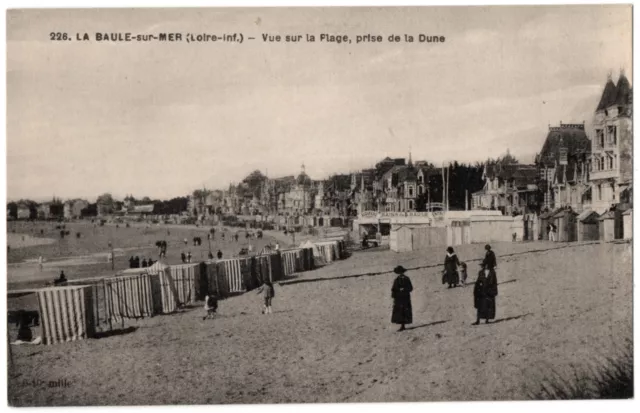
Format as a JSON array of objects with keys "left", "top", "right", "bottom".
[{"left": 391, "top": 244, "right": 499, "bottom": 332}]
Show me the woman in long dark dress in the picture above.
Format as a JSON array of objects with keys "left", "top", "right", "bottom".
[
  {"left": 391, "top": 265, "right": 413, "bottom": 332},
  {"left": 443, "top": 247, "right": 461, "bottom": 288},
  {"left": 473, "top": 264, "right": 498, "bottom": 324}
]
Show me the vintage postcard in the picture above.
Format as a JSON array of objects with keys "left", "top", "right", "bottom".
[{"left": 4, "top": 5, "right": 633, "bottom": 406}]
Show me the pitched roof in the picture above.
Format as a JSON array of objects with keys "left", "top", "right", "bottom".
[
  {"left": 615, "top": 73, "right": 632, "bottom": 106},
  {"left": 485, "top": 163, "right": 535, "bottom": 185},
  {"left": 598, "top": 211, "right": 616, "bottom": 220},
  {"left": 538, "top": 125, "right": 590, "bottom": 167},
  {"left": 577, "top": 209, "right": 599, "bottom": 222},
  {"left": 597, "top": 78, "right": 618, "bottom": 111},
  {"left": 398, "top": 166, "right": 418, "bottom": 182},
  {"left": 512, "top": 167, "right": 538, "bottom": 187}
]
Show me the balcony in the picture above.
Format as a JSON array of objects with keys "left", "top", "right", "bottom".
[{"left": 590, "top": 169, "right": 618, "bottom": 181}]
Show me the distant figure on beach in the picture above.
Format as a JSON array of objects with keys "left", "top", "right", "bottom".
[
  {"left": 187, "top": 251, "right": 192, "bottom": 263},
  {"left": 443, "top": 247, "right": 461, "bottom": 288},
  {"left": 148, "top": 259, "right": 154, "bottom": 266},
  {"left": 234, "top": 233, "right": 239, "bottom": 242},
  {"left": 203, "top": 295, "right": 218, "bottom": 320},
  {"left": 208, "top": 251, "right": 214, "bottom": 260},
  {"left": 248, "top": 244, "right": 253, "bottom": 253},
  {"left": 548, "top": 224, "right": 556, "bottom": 242},
  {"left": 483, "top": 244, "right": 497, "bottom": 270},
  {"left": 459, "top": 262, "right": 468, "bottom": 286},
  {"left": 181, "top": 252, "right": 186, "bottom": 264},
  {"left": 141, "top": 258, "right": 148, "bottom": 268},
  {"left": 391, "top": 265, "right": 413, "bottom": 332},
  {"left": 54, "top": 271, "right": 67, "bottom": 286},
  {"left": 38, "top": 256, "right": 43, "bottom": 272},
  {"left": 257, "top": 281, "right": 275, "bottom": 314},
  {"left": 275, "top": 242, "right": 280, "bottom": 251},
  {"left": 184, "top": 238, "right": 188, "bottom": 246},
  {"left": 473, "top": 263, "right": 498, "bottom": 325},
  {"left": 134, "top": 256, "right": 140, "bottom": 268},
  {"left": 217, "top": 250, "right": 223, "bottom": 259}
]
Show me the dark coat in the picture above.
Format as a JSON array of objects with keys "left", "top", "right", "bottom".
[
  {"left": 443, "top": 253, "right": 460, "bottom": 285},
  {"left": 474, "top": 269, "right": 498, "bottom": 320},
  {"left": 483, "top": 250, "right": 497, "bottom": 270},
  {"left": 391, "top": 274, "right": 413, "bottom": 325}
]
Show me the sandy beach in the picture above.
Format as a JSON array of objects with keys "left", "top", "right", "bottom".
[{"left": 7, "top": 240, "right": 632, "bottom": 405}]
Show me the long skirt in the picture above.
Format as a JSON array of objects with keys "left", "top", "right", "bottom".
[
  {"left": 391, "top": 298, "right": 413, "bottom": 325},
  {"left": 476, "top": 296, "right": 496, "bottom": 320},
  {"left": 443, "top": 271, "right": 459, "bottom": 286}
]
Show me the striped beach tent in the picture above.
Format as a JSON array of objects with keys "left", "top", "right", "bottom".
[
  {"left": 300, "top": 241, "right": 325, "bottom": 266},
  {"left": 268, "top": 253, "right": 285, "bottom": 282},
  {"left": 301, "top": 247, "right": 315, "bottom": 270},
  {"left": 315, "top": 242, "right": 335, "bottom": 263},
  {"left": 104, "top": 273, "right": 155, "bottom": 322},
  {"left": 217, "top": 258, "right": 245, "bottom": 293},
  {"left": 197, "top": 262, "right": 210, "bottom": 300},
  {"left": 201, "top": 261, "right": 230, "bottom": 298},
  {"left": 280, "top": 250, "right": 298, "bottom": 276},
  {"left": 36, "top": 285, "right": 96, "bottom": 345},
  {"left": 66, "top": 276, "right": 109, "bottom": 327},
  {"left": 145, "top": 261, "right": 178, "bottom": 314},
  {"left": 168, "top": 263, "right": 200, "bottom": 305},
  {"left": 243, "top": 257, "right": 260, "bottom": 291},
  {"left": 253, "top": 255, "right": 271, "bottom": 285}
]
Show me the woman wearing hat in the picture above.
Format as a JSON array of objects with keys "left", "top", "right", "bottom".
[
  {"left": 442, "top": 247, "right": 461, "bottom": 288},
  {"left": 473, "top": 263, "right": 498, "bottom": 325},
  {"left": 391, "top": 265, "right": 413, "bottom": 332},
  {"left": 482, "top": 244, "right": 497, "bottom": 270}
]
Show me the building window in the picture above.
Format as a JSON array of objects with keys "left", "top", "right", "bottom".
[
  {"left": 612, "top": 184, "right": 616, "bottom": 201},
  {"left": 409, "top": 200, "right": 414, "bottom": 210},
  {"left": 607, "top": 126, "right": 617, "bottom": 145},
  {"left": 597, "top": 129, "right": 604, "bottom": 147},
  {"left": 409, "top": 187, "right": 413, "bottom": 197},
  {"left": 597, "top": 184, "right": 602, "bottom": 201}
]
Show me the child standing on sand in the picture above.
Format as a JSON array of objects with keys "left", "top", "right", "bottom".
[
  {"left": 459, "top": 262, "right": 468, "bottom": 286},
  {"left": 203, "top": 295, "right": 218, "bottom": 320},
  {"left": 256, "top": 281, "right": 275, "bottom": 314}
]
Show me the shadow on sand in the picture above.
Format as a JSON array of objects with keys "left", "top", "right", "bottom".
[
  {"left": 93, "top": 326, "right": 138, "bottom": 339},
  {"left": 492, "top": 313, "right": 533, "bottom": 324},
  {"left": 406, "top": 320, "right": 449, "bottom": 331}
]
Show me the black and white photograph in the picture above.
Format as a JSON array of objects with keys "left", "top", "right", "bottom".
[{"left": 3, "top": 3, "right": 635, "bottom": 407}]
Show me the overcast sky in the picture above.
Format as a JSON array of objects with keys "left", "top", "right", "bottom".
[{"left": 6, "top": 6, "right": 632, "bottom": 202}]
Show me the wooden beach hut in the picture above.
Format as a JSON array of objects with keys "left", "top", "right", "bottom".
[
  {"left": 577, "top": 210, "right": 600, "bottom": 242},
  {"left": 550, "top": 209, "right": 578, "bottom": 242},
  {"left": 598, "top": 211, "right": 616, "bottom": 241}
]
